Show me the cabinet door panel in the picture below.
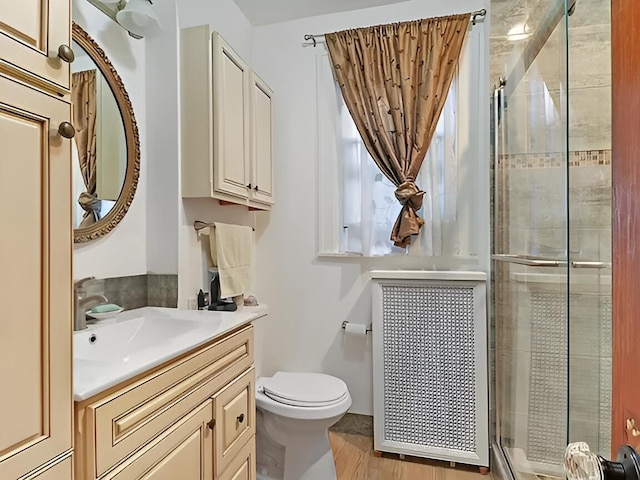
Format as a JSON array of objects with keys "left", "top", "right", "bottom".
[
  {"left": 0, "top": 75, "right": 72, "bottom": 479},
  {"left": 218, "top": 438, "right": 255, "bottom": 480},
  {"left": 214, "top": 369, "right": 255, "bottom": 477},
  {"left": 250, "top": 73, "right": 273, "bottom": 206},
  {"left": 105, "top": 400, "right": 213, "bottom": 480},
  {"left": 0, "top": 0, "right": 71, "bottom": 91},
  {"left": 213, "top": 33, "right": 250, "bottom": 199}
]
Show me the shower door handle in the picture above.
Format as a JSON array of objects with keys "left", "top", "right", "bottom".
[
  {"left": 493, "top": 255, "right": 611, "bottom": 269},
  {"left": 570, "top": 261, "right": 611, "bottom": 269},
  {"left": 492, "top": 254, "right": 565, "bottom": 267}
]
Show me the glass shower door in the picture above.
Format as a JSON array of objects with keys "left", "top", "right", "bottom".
[
  {"left": 565, "top": 0, "right": 612, "bottom": 459},
  {"left": 492, "top": 0, "right": 613, "bottom": 476},
  {"left": 492, "top": 0, "right": 571, "bottom": 477}
]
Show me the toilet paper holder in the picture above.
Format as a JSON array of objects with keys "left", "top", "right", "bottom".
[{"left": 341, "top": 321, "right": 372, "bottom": 334}]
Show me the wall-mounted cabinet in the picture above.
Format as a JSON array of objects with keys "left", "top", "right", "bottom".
[{"left": 180, "top": 26, "right": 274, "bottom": 210}]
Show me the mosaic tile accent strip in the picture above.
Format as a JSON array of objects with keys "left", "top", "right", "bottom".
[
  {"left": 381, "top": 285, "right": 476, "bottom": 452},
  {"left": 527, "top": 292, "right": 567, "bottom": 465},
  {"left": 498, "top": 150, "right": 611, "bottom": 169}
]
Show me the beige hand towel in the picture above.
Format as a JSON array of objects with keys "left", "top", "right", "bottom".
[
  {"left": 212, "top": 223, "right": 253, "bottom": 298},
  {"left": 197, "top": 227, "right": 218, "bottom": 267}
]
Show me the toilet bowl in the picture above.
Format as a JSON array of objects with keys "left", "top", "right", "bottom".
[{"left": 255, "top": 372, "right": 352, "bottom": 480}]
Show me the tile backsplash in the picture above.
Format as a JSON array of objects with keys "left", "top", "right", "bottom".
[{"left": 83, "top": 274, "right": 178, "bottom": 310}]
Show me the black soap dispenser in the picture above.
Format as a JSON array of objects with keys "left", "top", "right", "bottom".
[{"left": 197, "top": 289, "right": 207, "bottom": 310}]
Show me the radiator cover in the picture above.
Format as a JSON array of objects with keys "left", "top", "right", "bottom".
[{"left": 371, "top": 271, "right": 489, "bottom": 467}]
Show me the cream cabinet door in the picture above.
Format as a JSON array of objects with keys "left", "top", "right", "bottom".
[
  {"left": 213, "top": 369, "right": 255, "bottom": 477},
  {"left": 249, "top": 72, "right": 274, "bottom": 206},
  {"left": 104, "top": 401, "right": 214, "bottom": 480},
  {"left": 0, "top": 0, "right": 71, "bottom": 91},
  {"left": 212, "top": 32, "right": 251, "bottom": 199},
  {"left": 0, "top": 75, "right": 72, "bottom": 478},
  {"left": 218, "top": 438, "right": 255, "bottom": 480}
]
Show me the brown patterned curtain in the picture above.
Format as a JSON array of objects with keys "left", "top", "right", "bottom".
[
  {"left": 71, "top": 69, "right": 99, "bottom": 227},
  {"left": 326, "top": 14, "right": 469, "bottom": 248}
]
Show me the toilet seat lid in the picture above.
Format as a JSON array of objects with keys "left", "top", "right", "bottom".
[{"left": 261, "top": 372, "right": 348, "bottom": 407}]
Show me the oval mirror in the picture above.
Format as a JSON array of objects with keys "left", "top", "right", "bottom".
[{"left": 71, "top": 22, "right": 140, "bottom": 243}]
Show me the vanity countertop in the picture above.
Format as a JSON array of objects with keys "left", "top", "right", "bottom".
[{"left": 73, "top": 306, "right": 267, "bottom": 401}]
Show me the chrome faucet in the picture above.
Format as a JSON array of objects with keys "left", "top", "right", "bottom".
[{"left": 74, "top": 277, "right": 108, "bottom": 331}]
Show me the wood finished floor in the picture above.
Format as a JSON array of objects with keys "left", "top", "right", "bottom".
[{"left": 329, "top": 432, "right": 489, "bottom": 480}]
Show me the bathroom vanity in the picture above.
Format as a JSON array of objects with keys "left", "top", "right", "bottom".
[{"left": 73, "top": 307, "right": 266, "bottom": 480}]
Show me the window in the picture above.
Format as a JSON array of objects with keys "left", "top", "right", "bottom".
[
  {"left": 338, "top": 80, "right": 457, "bottom": 256},
  {"left": 316, "top": 28, "right": 482, "bottom": 259}
]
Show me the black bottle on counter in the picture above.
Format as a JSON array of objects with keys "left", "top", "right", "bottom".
[{"left": 197, "top": 289, "right": 206, "bottom": 310}]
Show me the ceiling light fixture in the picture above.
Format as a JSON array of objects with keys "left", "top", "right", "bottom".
[{"left": 85, "top": 0, "right": 161, "bottom": 39}]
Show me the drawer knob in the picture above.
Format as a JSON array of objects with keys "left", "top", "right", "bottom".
[
  {"left": 237, "top": 413, "right": 245, "bottom": 423},
  {"left": 58, "top": 44, "right": 75, "bottom": 63},
  {"left": 58, "top": 122, "right": 76, "bottom": 139},
  {"left": 254, "top": 185, "right": 259, "bottom": 191},
  {"left": 246, "top": 183, "right": 252, "bottom": 189}
]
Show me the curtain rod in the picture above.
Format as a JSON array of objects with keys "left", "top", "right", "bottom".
[{"left": 302, "top": 9, "right": 486, "bottom": 47}]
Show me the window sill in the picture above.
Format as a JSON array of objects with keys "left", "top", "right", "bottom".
[{"left": 316, "top": 252, "right": 364, "bottom": 258}]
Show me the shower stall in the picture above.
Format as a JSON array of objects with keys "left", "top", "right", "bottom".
[{"left": 490, "top": 0, "right": 612, "bottom": 478}]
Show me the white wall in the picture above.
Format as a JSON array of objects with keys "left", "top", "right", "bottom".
[
  {"left": 251, "top": 0, "right": 491, "bottom": 414},
  {"left": 145, "top": 1, "right": 180, "bottom": 276},
  {"left": 72, "top": 1, "right": 147, "bottom": 280}
]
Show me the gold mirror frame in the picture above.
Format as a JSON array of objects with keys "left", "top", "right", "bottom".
[{"left": 72, "top": 22, "right": 140, "bottom": 243}]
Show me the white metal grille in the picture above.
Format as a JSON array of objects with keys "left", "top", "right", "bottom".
[
  {"left": 598, "top": 297, "right": 612, "bottom": 456},
  {"left": 527, "top": 291, "right": 567, "bottom": 465},
  {"left": 381, "top": 284, "right": 477, "bottom": 452}
]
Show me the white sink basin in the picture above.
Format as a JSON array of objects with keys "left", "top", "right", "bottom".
[
  {"left": 73, "top": 306, "right": 267, "bottom": 401},
  {"left": 74, "top": 316, "right": 213, "bottom": 365}
]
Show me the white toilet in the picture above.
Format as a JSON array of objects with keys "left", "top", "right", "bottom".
[{"left": 255, "top": 372, "right": 352, "bottom": 480}]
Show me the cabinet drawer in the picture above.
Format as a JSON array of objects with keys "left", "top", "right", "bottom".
[
  {"left": 214, "top": 368, "right": 255, "bottom": 476},
  {"left": 219, "top": 436, "right": 256, "bottom": 480},
  {"left": 79, "top": 326, "right": 253, "bottom": 479},
  {"left": 103, "top": 400, "right": 213, "bottom": 480}
]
